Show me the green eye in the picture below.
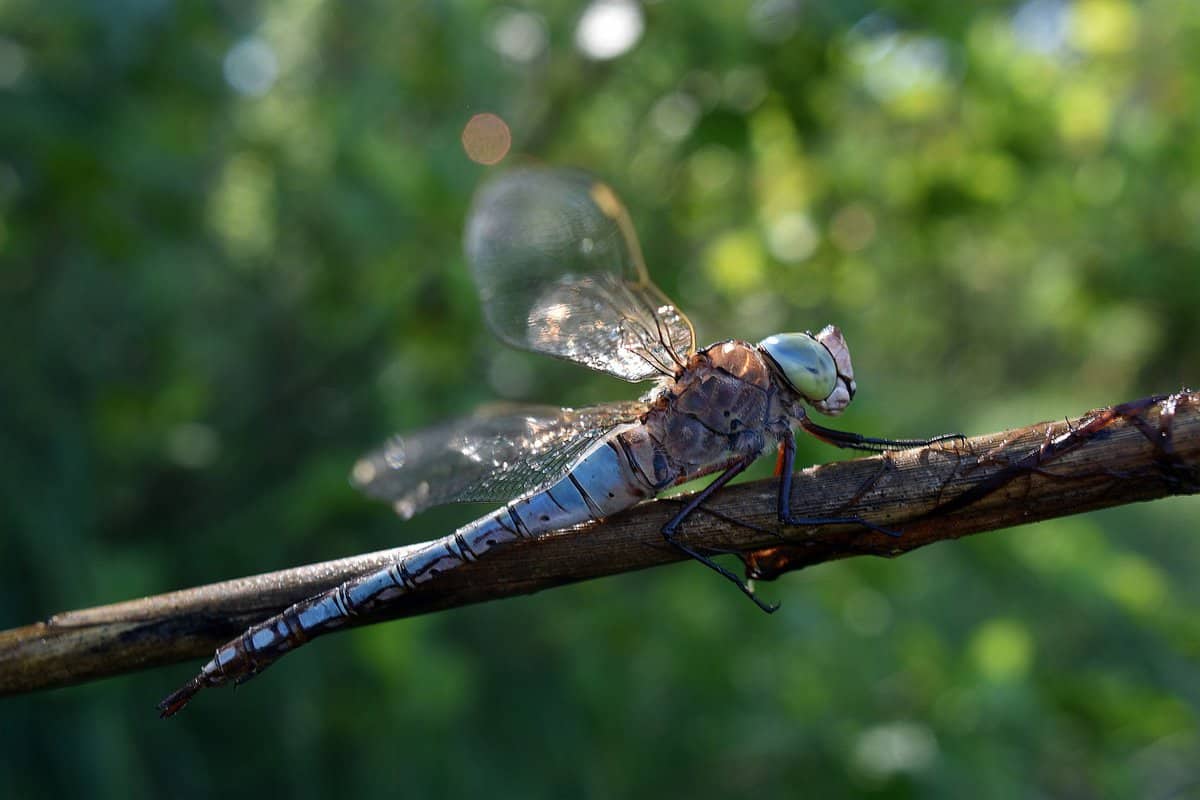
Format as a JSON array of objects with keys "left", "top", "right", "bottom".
[{"left": 758, "top": 333, "right": 837, "bottom": 402}]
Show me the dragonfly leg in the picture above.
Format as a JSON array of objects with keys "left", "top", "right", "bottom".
[
  {"left": 778, "top": 427, "right": 901, "bottom": 538},
  {"left": 661, "top": 455, "right": 779, "bottom": 613},
  {"left": 798, "top": 415, "right": 965, "bottom": 453}
]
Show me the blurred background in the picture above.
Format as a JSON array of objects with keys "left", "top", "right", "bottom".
[{"left": 3, "top": 0, "right": 1199, "bottom": 796}]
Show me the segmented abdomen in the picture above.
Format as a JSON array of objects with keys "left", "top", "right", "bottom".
[{"left": 161, "top": 433, "right": 656, "bottom": 713}]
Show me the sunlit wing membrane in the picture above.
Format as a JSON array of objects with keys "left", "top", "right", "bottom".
[
  {"left": 350, "top": 401, "right": 649, "bottom": 519},
  {"left": 465, "top": 167, "right": 694, "bottom": 382}
]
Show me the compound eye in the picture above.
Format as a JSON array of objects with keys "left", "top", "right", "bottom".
[{"left": 758, "top": 333, "right": 837, "bottom": 403}]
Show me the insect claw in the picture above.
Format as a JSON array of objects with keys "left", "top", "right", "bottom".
[
  {"left": 665, "top": 535, "right": 780, "bottom": 613},
  {"left": 758, "top": 598, "right": 782, "bottom": 614}
]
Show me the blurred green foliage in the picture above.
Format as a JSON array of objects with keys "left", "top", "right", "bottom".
[{"left": 3, "top": 0, "right": 1200, "bottom": 797}]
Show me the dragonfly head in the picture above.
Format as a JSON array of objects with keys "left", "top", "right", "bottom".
[{"left": 758, "top": 326, "right": 856, "bottom": 417}]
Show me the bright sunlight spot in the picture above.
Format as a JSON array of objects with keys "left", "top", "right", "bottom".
[{"left": 575, "top": 0, "right": 644, "bottom": 61}]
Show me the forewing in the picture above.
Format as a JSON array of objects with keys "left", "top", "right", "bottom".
[
  {"left": 464, "top": 167, "right": 695, "bottom": 381},
  {"left": 351, "top": 402, "right": 649, "bottom": 518}
]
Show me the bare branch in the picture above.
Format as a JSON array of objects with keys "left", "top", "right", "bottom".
[{"left": 2, "top": 391, "right": 1196, "bottom": 696}]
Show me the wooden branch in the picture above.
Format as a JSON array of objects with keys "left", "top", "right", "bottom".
[{"left": 2, "top": 391, "right": 1197, "bottom": 696}]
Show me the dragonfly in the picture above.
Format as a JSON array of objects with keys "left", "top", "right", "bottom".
[{"left": 160, "top": 167, "right": 953, "bottom": 716}]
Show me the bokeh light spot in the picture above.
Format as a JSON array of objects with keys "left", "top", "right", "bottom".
[
  {"left": 704, "top": 229, "right": 765, "bottom": 293},
  {"left": 209, "top": 153, "right": 275, "bottom": 259},
  {"left": 766, "top": 211, "right": 819, "bottom": 263},
  {"left": 687, "top": 145, "right": 737, "bottom": 195},
  {"left": 851, "top": 722, "right": 938, "bottom": 781},
  {"left": 650, "top": 92, "right": 701, "bottom": 142},
  {"left": 223, "top": 37, "right": 279, "bottom": 98},
  {"left": 0, "top": 37, "right": 28, "bottom": 89},
  {"left": 969, "top": 618, "right": 1034, "bottom": 681},
  {"left": 575, "top": 0, "right": 644, "bottom": 61},
  {"left": 1011, "top": 0, "right": 1069, "bottom": 55},
  {"left": 461, "top": 113, "right": 512, "bottom": 165},
  {"left": 1069, "top": 0, "right": 1138, "bottom": 55},
  {"left": 1103, "top": 554, "right": 1167, "bottom": 614},
  {"left": 851, "top": 32, "right": 955, "bottom": 117},
  {"left": 723, "top": 66, "right": 768, "bottom": 113},
  {"left": 1081, "top": 303, "right": 1159, "bottom": 385},
  {"left": 829, "top": 204, "right": 877, "bottom": 252},
  {"left": 970, "top": 152, "right": 1019, "bottom": 203},
  {"left": 747, "top": 0, "right": 802, "bottom": 44},
  {"left": 1056, "top": 82, "right": 1112, "bottom": 148},
  {"left": 489, "top": 9, "right": 548, "bottom": 64},
  {"left": 166, "top": 423, "right": 221, "bottom": 469}
]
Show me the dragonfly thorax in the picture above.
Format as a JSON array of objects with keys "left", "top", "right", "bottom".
[{"left": 758, "top": 325, "right": 856, "bottom": 417}]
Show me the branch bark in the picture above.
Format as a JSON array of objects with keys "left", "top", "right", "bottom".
[{"left": 2, "top": 391, "right": 1197, "bottom": 696}]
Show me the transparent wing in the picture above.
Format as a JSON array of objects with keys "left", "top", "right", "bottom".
[
  {"left": 464, "top": 167, "right": 695, "bottom": 382},
  {"left": 351, "top": 401, "right": 649, "bottom": 519}
]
